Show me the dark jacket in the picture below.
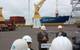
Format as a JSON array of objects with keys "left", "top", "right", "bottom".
[
  {"left": 37, "top": 31, "right": 49, "bottom": 43},
  {"left": 56, "top": 31, "right": 67, "bottom": 37}
]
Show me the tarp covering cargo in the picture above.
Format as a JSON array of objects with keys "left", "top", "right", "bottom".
[
  {"left": 40, "top": 16, "right": 69, "bottom": 23},
  {"left": 10, "top": 16, "right": 25, "bottom": 24}
]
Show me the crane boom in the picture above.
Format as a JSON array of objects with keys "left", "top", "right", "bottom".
[
  {"left": 33, "top": 0, "right": 46, "bottom": 19},
  {"left": 0, "top": 8, "right": 5, "bottom": 21}
]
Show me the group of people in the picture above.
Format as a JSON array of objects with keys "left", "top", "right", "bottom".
[
  {"left": 10, "top": 25, "right": 78, "bottom": 50},
  {"left": 10, "top": 35, "right": 33, "bottom": 50},
  {"left": 37, "top": 25, "right": 73, "bottom": 50}
]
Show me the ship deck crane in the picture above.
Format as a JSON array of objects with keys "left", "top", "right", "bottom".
[{"left": 33, "top": 0, "right": 46, "bottom": 28}]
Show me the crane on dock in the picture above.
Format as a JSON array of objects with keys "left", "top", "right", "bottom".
[{"left": 33, "top": 0, "right": 46, "bottom": 28}]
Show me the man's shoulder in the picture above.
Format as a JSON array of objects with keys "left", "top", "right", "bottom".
[
  {"left": 56, "top": 31, "right": 67, "bottom": 33},
  {"left": 62, "top": 32, "right": 67, "bottom": 34},
  {"left": 37, "top": 32, "right": 42, "bottom": 35}
]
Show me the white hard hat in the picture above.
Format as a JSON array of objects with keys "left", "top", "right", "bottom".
[
  {"left": 22, "top": 35, "right": 32, "bottom": 42},
  {"left": 49, "top": 36, "right": 72, "bottom": 50},
  {"left": 58, "top": 25, "right": 63, "bottom": 29},
  {"left": 10, "top": 39, "right": 28, "bottom": 50},
  {"left": 40, "top": 25, "right": 46, "bottom": 30}
]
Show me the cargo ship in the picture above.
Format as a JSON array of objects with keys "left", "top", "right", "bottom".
[
  {"left": 40, "top": 0, "right": 70, "bottom": 23},
  {"left": 40, "top": 16, "right": 69, "bottom": 23}
]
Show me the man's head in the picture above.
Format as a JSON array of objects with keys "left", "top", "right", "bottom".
[
  {"left": 22, "top": 35, "right": 32, "bottom": 48},
  {"left": 11, "top": 39, "right": 28, "bottom": 50},
  {"left": 58, "top": 25, "right": 63, "bottom": 32},
  {"left": 40, "top": 25, "right": 46, "bottom": 31},
  {"left": 49, "top": 36, "right": 73, "bottom": 50}
]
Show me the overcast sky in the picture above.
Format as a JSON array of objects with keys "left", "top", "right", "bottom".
[
  {"left": 0, "top": 0, "right": 73, "bottom": 19},
  {"left": 0, "top": 0, "right": 2, "bottom": 7}
]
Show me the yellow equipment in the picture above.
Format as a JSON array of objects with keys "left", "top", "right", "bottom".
[
  {"left": 0, "top": 7, "right": 5, "bottom": 22},
  {"left": 33, "top": 0, "right": 46, "bottom": 19}
]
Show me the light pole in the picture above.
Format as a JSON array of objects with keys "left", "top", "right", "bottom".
[
  {"left": 28, "top": 0, "right": 30, "bottom": 18},
  {"left": 26, "top": 0, "right": 32, "bottom": 25}
]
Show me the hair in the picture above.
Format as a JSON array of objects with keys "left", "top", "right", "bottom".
[
  {"left": 27, "top": 42, "right": 32, "bottom": 45},
  {"left": 61, "top": 32, "right": 67, "bottom": 37}
]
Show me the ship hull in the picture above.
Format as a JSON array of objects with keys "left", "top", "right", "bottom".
[{"left": 40, "top": 16, "right": 69, "bottom": 23}]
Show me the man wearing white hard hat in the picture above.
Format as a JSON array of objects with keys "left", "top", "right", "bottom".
[
  {"left": 22, "top": 35, "right": 33, "bottom": 50},
  {"left": 56, "top": 25, "right": 67, "bottom": 37},
  {"left": 10, "top": 39, "right": 28, "bottom": 50},
  {"left": 37, "top": 25, "right": 49, "bottom": 50},
  {"left": 40, "top": 25, "right": 47, "bottom": 30},
  {"left": 49, "top": 35, "right": 73, "bottom": 50}
]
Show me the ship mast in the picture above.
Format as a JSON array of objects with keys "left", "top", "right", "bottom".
[{"left": 56, "top": 0, "right": 59, "bottom": 17}]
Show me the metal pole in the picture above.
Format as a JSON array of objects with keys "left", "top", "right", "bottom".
[
  {"left": 56, "top": 0, "right": 58, "bottom": 17},
  {"left": 28, "top": 0, "right": 30, "bottom": 17},
  {"left": 56, "top": 0, "right": 58, "bottom": 11}
]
